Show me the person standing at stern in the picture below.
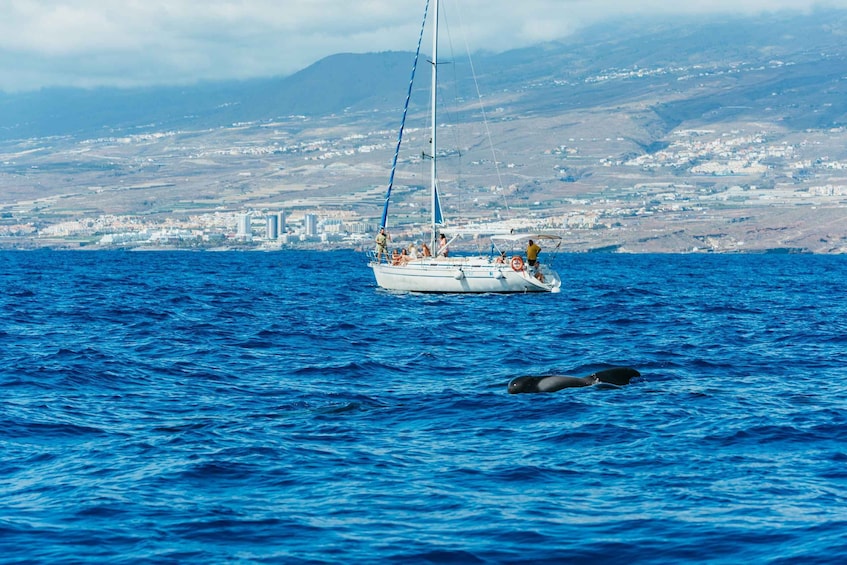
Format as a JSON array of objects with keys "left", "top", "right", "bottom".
[
  {"left": 375, "top": 228, "right": 390, "bottom": 262},
  {"left": 526, "top": 239, "right": 541, "bottom": 267},
  {"left": 526, "top": 239, "right": 545, "bottom": 282}
]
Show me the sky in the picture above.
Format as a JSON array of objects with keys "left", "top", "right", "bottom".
[{"left": 2, "top": 0, "right": 846, "bottom": 93}]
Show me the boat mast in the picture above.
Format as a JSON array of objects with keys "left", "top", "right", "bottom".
[{"left": 430, "top": 0, "right": 439, "bottom": 253}]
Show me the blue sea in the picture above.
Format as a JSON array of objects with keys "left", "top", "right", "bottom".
[{"left": 1, "top": 250, "right": 845, "bottom": 564}]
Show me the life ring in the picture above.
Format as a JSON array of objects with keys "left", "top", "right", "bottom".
[{"left": 510, "top": 256, "right": 524, "bottom": 271}]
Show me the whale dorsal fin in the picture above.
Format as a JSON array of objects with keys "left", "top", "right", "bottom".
[{"left": 591, "top": 367, "right": 640, "bottom": 386}]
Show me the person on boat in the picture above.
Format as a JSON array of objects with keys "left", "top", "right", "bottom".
[
  {"left": 437, "top": 234, "right": 449, "bottom": 257},
  {"left": 408, "top": 243, "right": 419, "bottom": 260},
  {"left": 525, "top": 239, "right": 546, "bottom": 282},
  {"left": 399, "top": 248, "right": 409, "bottom": 265},
  {"left": 375, "top": 228, "right": 390, "bottom": 262},
  {"left": 421, "top": 242, "right": 432, "bottom": 257},
  {"left": 526, "top": 239, "right": 541, "bottom": 268},
  {"left": 391, "top": 248, "right": 402, "bottom": 265}
]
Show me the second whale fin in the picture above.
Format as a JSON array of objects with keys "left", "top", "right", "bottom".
[{"left": 590, "top": 367, "right": 640, "bottom": 386}]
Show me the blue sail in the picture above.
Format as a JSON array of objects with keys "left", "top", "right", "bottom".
[
  {"left": 433, "top": 182, "right": 444, "bottom": 225},
  {"left": 380, "top": 0, "right": 431, "bottom": 230}
]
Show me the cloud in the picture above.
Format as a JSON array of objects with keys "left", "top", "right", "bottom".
[{"left": 1, "top": 0, "right": 846, "bottom": 92}]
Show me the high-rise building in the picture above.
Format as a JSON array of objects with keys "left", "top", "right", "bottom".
[
  {"left": 266, "top": 214, "right": 278, "bottom": 240},
  {"left": 304, "top": 214, "right": 318, "bottom": 236},
  {"left": 237, "top": 213, "right": 252, "bottom": 240}
]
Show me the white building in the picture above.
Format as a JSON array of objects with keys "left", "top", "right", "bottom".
[
  {"left": 266, "top": 214, "right": 278, "bottom": 240},
  {"left": 321, "top": 218, "right": 344, "bottom": 234},
  {"left": 304, "top": 214, "right": 318, "bottom": 236},
  {"left": 237, "top": 213, "right": 252, "bottom": 241}
]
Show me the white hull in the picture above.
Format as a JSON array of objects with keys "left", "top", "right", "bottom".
[{"left": 370, "top": 257, "right": 561, "bottom": 293}]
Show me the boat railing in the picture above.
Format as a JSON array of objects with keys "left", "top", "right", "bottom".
[
  {"left": 370, "top": 249, "right": 542, "bottom": 268},
  {"left": 366, "top": 249, "right": 388, "bottom": 264}
]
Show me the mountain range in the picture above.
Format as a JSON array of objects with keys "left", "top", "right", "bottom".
[{"left": 2, "top": 9, "right": 846, "bottom": 141}]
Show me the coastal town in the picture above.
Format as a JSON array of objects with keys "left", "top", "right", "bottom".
[{"left": 2, "top": 112, "right": 846, "bottom": 254}]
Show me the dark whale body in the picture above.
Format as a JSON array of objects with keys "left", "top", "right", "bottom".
[{"left": 508, "top": 367, "right": 640, "bottom": 394}]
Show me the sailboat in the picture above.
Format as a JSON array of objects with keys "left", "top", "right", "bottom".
[{"left": 369, "top": 0, "right": 562, "bottom": 293}]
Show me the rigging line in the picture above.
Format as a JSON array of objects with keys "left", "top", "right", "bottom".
[
  {"left": 437, "top": 0, "right": 464, "bottom": 182},
  {"left": 380, "top": 0, "right": 431, "bottom": 231},
  {"left": 453, "top": 0, "right": 512, "bottom": 218}
]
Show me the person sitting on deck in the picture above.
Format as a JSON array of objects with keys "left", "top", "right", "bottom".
[
  {"left": 421, "top": 242, "right": 432, "bottom": 257},
  {"left": 437, "top": 234, "right": 449, "bottom": 257}
]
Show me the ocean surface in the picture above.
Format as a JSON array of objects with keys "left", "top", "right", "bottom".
[{"left": 1, "top": 250, "right": 845, "bottom": 564}]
